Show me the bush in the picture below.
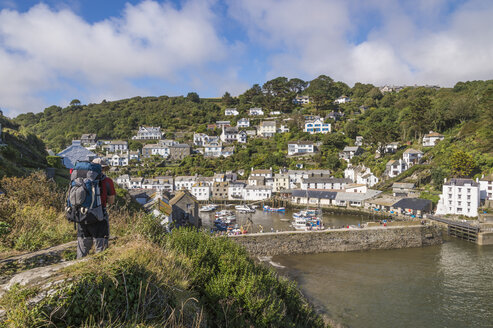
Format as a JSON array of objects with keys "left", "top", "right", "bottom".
[{"left": 166, "top": 229, "right": 326, "bottom": 328}]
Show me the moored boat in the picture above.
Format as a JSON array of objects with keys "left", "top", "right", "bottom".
[
  {"left": 263, "top": 206, "right": 285, "bottom": 213},
  {"left": 200, "top": 204, "right": 217, "bottom": 212},
  {"left": 235, "top": 205, "right": 256, "bottom": 213}
]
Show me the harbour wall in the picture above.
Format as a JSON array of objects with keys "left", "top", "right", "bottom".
[{"left": 230, "top": 225, "right": 442, "bottom": 256}]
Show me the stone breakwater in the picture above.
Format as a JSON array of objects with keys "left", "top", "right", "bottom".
[{"left": 230, "top": 225, "right": 442, "bottom": 256}]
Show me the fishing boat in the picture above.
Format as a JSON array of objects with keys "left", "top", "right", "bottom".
[
  {"left": 292, "top": 209, "right": 321, "bottom": 219},
  {"left": 200, "top": 204, "right": 217, "bottom": 212},
  {"left": 263, "top": 206, "right": 285, "bottom": 213},
  {"left": 235, "top": 204, "right": 256, "bottom": 213},
  {"left": 215, "top": 210, "right": 234, "bottom": 218},
  {"left": 292, "top": 217, "right": 308, "bottom": 230}
]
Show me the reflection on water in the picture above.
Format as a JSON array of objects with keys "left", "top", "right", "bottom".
[
  {"left": 274, "top": 240, "right": 493, "bottom": 328},
  {"left": 200, "top": 207, "right": 369, "bottom": 233}
]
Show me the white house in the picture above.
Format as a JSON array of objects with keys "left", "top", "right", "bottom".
[
  {"left": 403, "top": 149, "right": 423, "bottom": 167},
  {"left": 258, "top": 121, "right": 277, "bottom": 137},
  {"left": 385, "top": 159, "right": 408, "bottom": 178},
  {"left": 142, "top": 144, "right": 169, "bottom": 158},
  {"left": 108, "top": 153, "right": 129, "bottom": 167},
  {"left": 288, "top": 141, "right": 315, "bottom": 156},
  {"left": 225, "top": 108, "right": 239, "bottom": 116},
  {"left": 436, "top": 178, "right": 480, "bottom": 217},
  {"left": 116, "top": 174, "right": 131, "bottom": 188},
  {"left": 355, "top": 136, "right": 364, "bottom": 146},
  {"left": 301, "top": 177, "right": 352, "bottom": 190},
  {"left": 339, "top": 146, "right": 364, "bottom": 162},
  {"left": 191, "top": 182, "right": 211, "bottom": 201},
  {"left": 193, "top": 133, "right": 208, "bottom": 146},
  {"left": 129, "top": 151, "right": 140, "bottom": 161},
  {"left": 273, "top": 173, "right": 290, "bottom": 192},
  {"left": 250, "top": 168, "right": 273, "bottom": 179},
  {"left": 154, "top": 176, "right": 174, "bottom": 192},
  {"left": 132, "top": 126, "right": 162, "bottom": 140},
  {"left": 104, "top": 140, "right": 128, "bottom": 153},
  {"left": 237, "top": 118, "right": 250, "bottom": 128},
  {"left": 203, "top": 141, "right": 223, "bottom": 157},
  {"left": 228, "top": 182, "right": 246, "bottom": 200},
  {"left": 277, "top": 124, "right": 290, "bottom": 133},
  {"left": 293, "top": 95, "right": 310, "bottom": 105},
  {"left": 304, "top": 118, "right": 331, "bottom": 134},
  {"left": 287, "top": 169, "right": 332, "bottom": 189},
  {"left": 270, "top": 111, "right": 281, "bottom": 116},
  {"left": 479, "top": 174, "right": 493, "bottom": 202},
  {"left": 130, "top": 177, "right": 144, "bottom": 189},
  {"left": 174, "top": 175, "right": 197, "bottom": 191},
  {"left": 344, "top": 165, "right": 379, "bottom": 187},
  {"left": 220, "top": 126, "right": 247, "bottom": 143},
  {"left": 216, "top": 121, "right": 231, "bottom": 128},
  {"left": 377, "top": 142, "right": 399, "bottom": 154},
  {"left": 422, "top": 131, "right": 444, "bottom": 147},
  {"left": 243, "top": 186, "right": 272, "bottom": 201},
  {"left": 334, "top": 96, "right": 351, "bottom": 104},
  {"left": 249, "top": 107, "right": 264, "bottom": 116},
  {"left": 221, "top": 146, "right": 235, "bottom": 157}
]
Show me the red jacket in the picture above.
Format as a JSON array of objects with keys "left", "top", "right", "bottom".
[{"left": 100, "top": 176, "right": 116, "bottom": 208}]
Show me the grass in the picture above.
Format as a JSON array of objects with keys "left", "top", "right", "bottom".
[{"left": 0, "top": 173, "right": 330, "bottom": 327}]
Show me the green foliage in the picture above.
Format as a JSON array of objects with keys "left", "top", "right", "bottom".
[
  {"left": 450, "top": 150, "right": 476, "bottom": 177},
  {"left": 166, "top": 228, "right": 326, "bottom": 328},
  {"left": 46, "top": 156, "right": 63, "bottom": 168}
]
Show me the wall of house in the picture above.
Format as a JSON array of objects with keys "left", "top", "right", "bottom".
[{"left": 230, "top": 225, "right": 442, "bottom": 256}]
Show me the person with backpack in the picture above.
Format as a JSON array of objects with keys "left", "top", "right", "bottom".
[{"left": 66, "top": 158, "right": 116, "bottom": 258}]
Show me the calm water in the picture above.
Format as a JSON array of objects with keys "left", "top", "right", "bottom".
[
  {"left": 274, "top": 239, "right": 493, "bottom": 328},
  {"left": 200, "top": 207, "right": 368, "bottom": 233}
]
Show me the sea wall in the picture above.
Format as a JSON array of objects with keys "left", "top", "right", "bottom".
[{"left": 230, "top": 225, "right": 442, "bottom": 256}]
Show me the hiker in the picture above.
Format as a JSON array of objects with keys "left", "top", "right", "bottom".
[{"left": 76, "top": 158, "right": 116, "bottom": 259}]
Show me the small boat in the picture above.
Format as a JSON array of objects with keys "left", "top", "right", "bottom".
[
  {"left": 293, "top": 209, "right": 321, "bottom": 219},
  {"left": 263, "top": 206, "right": 285, "bottom": 213},
  {"left": 200, "top": 204, "right": 217, "bottom": 212},
  {"left": 215, "top": 210, "right": 234, "bottom": 218},
  {"left": 292, "top": 217, "right": 308, "bottom": 230},
  {"left": 235, "top": 205, "right": 256, "bottom": 213}
]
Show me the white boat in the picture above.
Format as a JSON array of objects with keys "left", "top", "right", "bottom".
[
  {"left": 293, "top": 209, "right": 321, "bottom": 219},
  {"left": 235, "top": 205, "right": 256, "bottom": 213},
  {"left": 292, "top": 217, "right": 308, "bottom": 230},
  {"left": 215, "top": 210, "right": 234, "bottom": 218},
  {"left": 200, "top": 204, "right": 217, "bottom": 212}
]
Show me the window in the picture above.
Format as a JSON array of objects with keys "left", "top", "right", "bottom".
[
  {"left": 467, "top": 188, "right": 471, "bottom": 193},
  {"left": 467, "top": 195, "right": 471, "bottom": 200},
  {"left": 458, "top": 201, "right": 461, "bottom": 206},
  {"left": 457, "top": 208, "right": 462, "bottom": 212}
]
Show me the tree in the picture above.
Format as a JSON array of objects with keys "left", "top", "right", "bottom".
[
  {"left": 288, "top": 78, "right": 308, "bottom": 93},
  {"left": 70, "top": 99, "right": 81, "bottom": 106},
  {"left": 222, "top": 92, "right": 236, "bottom": 106},
  {"left": 450, "top": 150, "right": 476, "bottom": 177},
  {"left": 186, "top": 92, "right": 200, "bottom": 103}
]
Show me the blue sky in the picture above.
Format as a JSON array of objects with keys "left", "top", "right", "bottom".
[{"left": 0, "top": 0, "right": 491, "bottom": 117}]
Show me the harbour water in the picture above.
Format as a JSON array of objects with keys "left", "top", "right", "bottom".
[
  {"left": 274, "top": 238, "right": 493, "bottom": 328},
  {"left": 200, "top": 207, "right": 370, "bottom": 233}
]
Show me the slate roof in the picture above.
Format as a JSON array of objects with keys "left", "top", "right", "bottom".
[
  {"left": 481, "top": 174, "right": 493, "bottom": 182},
  {"left": 335, "top": 189, "right": 382, "bottom": 201},
  {"left": 392, "top": 198, "right": 432, "bottom": 211},
  {"left": 403, "top": 148, "right": 423, "bottom": 154},
  {"left": 444, "top": 178, "right": 479, "bottom": 187},
  {"left": 302, "top": 177, "right": 352, "bottom": 184},
  {"left": 57, "top": 141, "right": 97, "bottom": 169},
  {"left": 291, "top": 189, "right": 337, "bottom": 200}
]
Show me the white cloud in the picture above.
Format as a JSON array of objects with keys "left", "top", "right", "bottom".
[
  {"left": 0, "top": 0, "right": 232, "bottom": 116},
  {"left": 228, "top": 0, "right": 493, "bottom": 87}
]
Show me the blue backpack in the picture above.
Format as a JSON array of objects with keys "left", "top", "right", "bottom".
[{"left": 65, "top": 161, "right": 105, "bottom": 224}]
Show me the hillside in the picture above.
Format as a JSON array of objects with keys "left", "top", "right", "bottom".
[
  {"left": 0, "top": 115, "right": 48, "bottom": 178},
  {"left": 11, "top": 78, "right": 493, "bottom": 189},
  {"left": 0, "top": 174, "right": 328, "bottom": 327}
]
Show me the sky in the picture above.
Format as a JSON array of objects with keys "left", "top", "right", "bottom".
[{"left": 0, "top": 0, "right": 492, "bottom": 117}]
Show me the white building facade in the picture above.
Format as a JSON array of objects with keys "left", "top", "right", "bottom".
[{"left": 436, "top": 178, "right": 480, "bottom": 217}]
